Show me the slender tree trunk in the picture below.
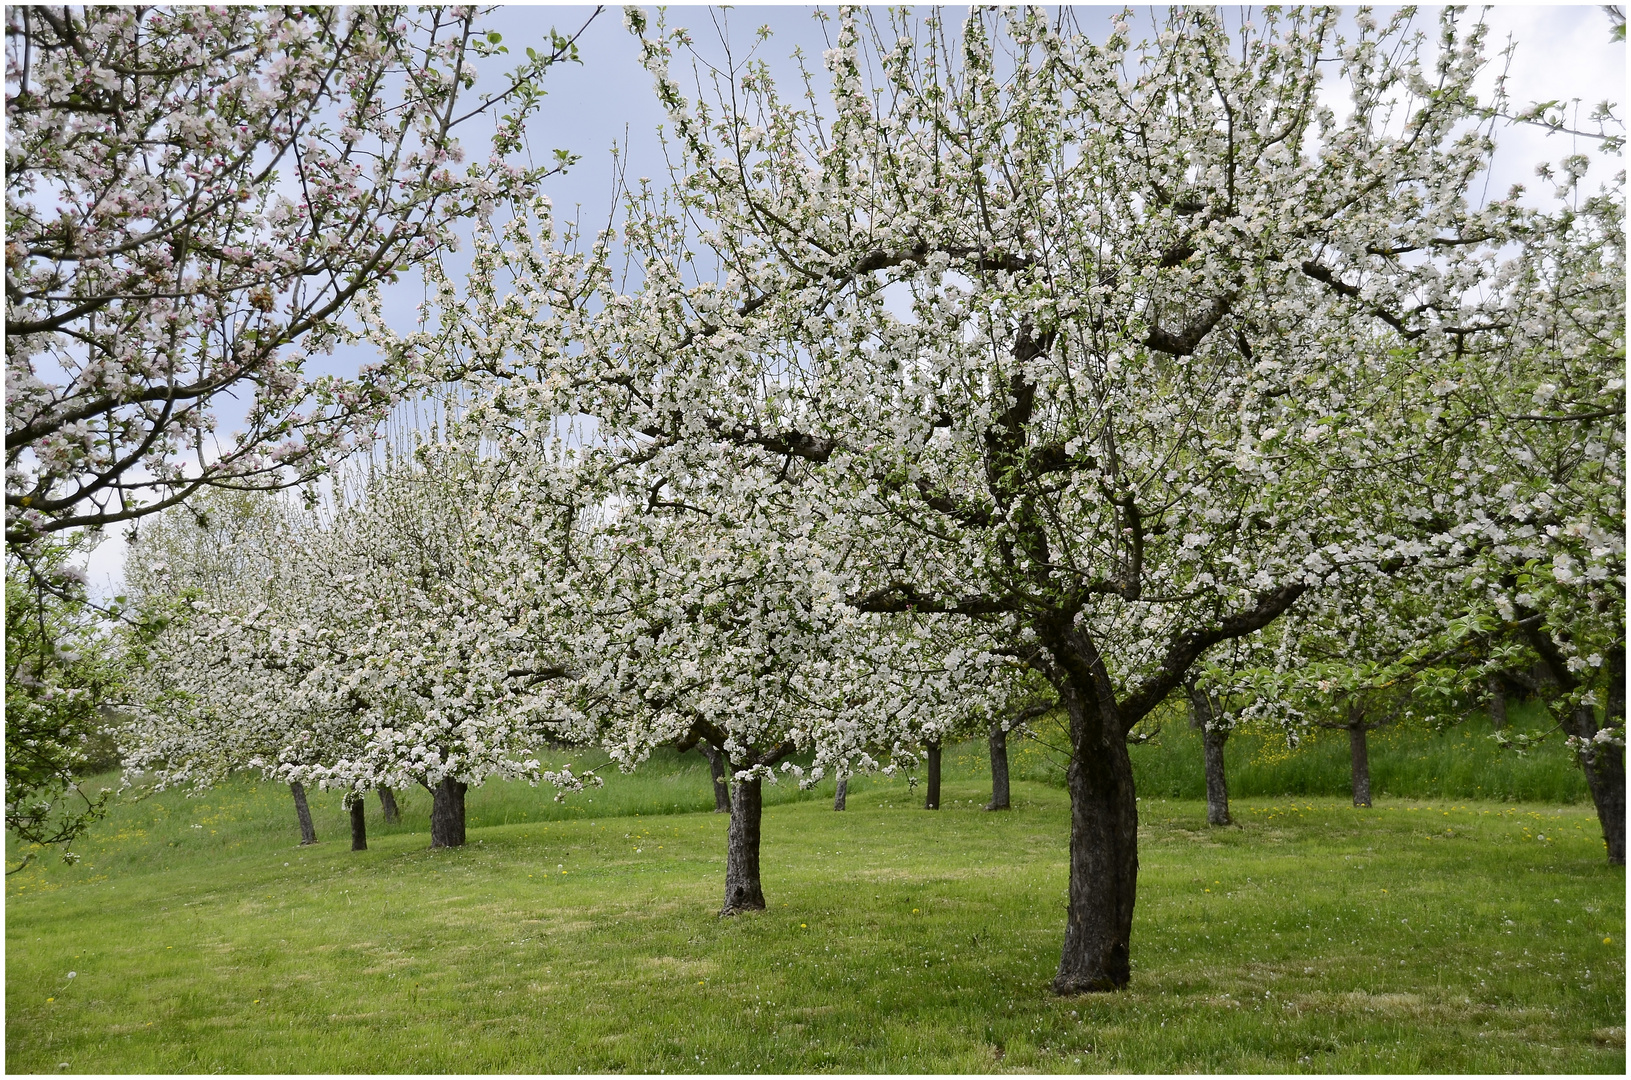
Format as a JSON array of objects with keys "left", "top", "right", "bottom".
[
  {"left": 429, "top": 777, "right": 467, "bottom": 848},
  {"left": 378, "top": 786, "right": 400, "bottom": 824},
  {"left": 290, "top": 782, "right": 317, "bottom": 845},
  {"left": 699, "top": 744, "right": 731, "bottom": 814},
  {"left": 1186, "top": 682, "right": 1230, "bottom": 826},
  {"left": 1202, "top": 727, "right": 1231, "bottom": 826},
  {"left": 1348, "top": 720, "right": 1372, "bottom": 808},
  {"left": 1486, "top": 675, "right": 1507, "bottom": 730},
  {"left": 722, "top": 774, "right": 765, "bottom": 914},
  {"left": 349, "top": 794, "right": 367, "bottom": 851},
  {"left": 1053, "top": 678, "right": 1138, "bottom": 994},
  {"left": 834, "top": 776, "right": 848, "bottom": 811},
  {"left": 986, "top": 725, "right": 1011, "bottom": 810},
  {"left": 924, "top": 742, "right": 941, "bottom": 810}
]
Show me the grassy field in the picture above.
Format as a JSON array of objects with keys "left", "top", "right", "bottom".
[{"left": 5, "top": 746, "right": 1624, "bottom": 1074}]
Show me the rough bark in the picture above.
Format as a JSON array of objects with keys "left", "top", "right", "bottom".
[
  {"left": 1053, "top": 680, "right": 1139, "bottom": 994},
  {"left": 1568, "top": 704, "right": 1626, "bottom": 865},
  {"left": 349, "top": 794, "right": 367, "bottom": 851},
  {"left": 925, "top": 742, "right": 942, "bottom": 810},
  {"left": 429, "top": 777, "right": 467, "bottom": 848},
  {"left": 378, "top": 786, "right": 400, "bottom": 824},
  {"left": 1202, "top": 727, "right": 1231, "bottom": 826},
  {"left": 721, "top": 774, "right": 766, "bottom": 914},
  {"left": 1518, "top": 615, "right": 1625, "bottom": 866},
  {"left": 986, "top": 725, "right": 1011, "bottom": 810},
  {"left": 1348, "top": 720, "right": 1372, "bottom": 808},
  {"left": 289, "top": 781, "right": 317, "bottom": 845},
  {"left": 1185, "top": 683, "right": 1230, "bottom": 826},
  {"left": 834, "top": 776, "right": 848, "bottom": 811},
  {"left": 1486, "top": 675, "right": 1507, "bottom": 730},
  {"left": 699, "top": 743, "right": 731, "bottom": 813},
  {"left": 1569, "top": 645, "right": 1625, "bottom": 865}
]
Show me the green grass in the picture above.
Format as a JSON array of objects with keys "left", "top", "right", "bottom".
[
  {"left": 1010, "top": 699, "right": 1590, "bottom": 804},
  {"left": 6, "top": 749, "right": 1624, "bottom": 1073}
]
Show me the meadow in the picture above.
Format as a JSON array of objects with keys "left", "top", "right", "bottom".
[{"left": 6, "top": 718, "right": 1624, "bottom": 1074}]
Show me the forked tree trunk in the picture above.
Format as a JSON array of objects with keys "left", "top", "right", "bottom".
[
  {"left": 986, "top": 725, "right": 1011, "bottom": 810},
  {"left": 924, "top": 742, "right": 941, "bottom": 810},
  {"left": 834, "top": 776, "right": 848, "bottom": 811},
  {"left": 699, "top": 744, "right": 731, "bottom": 813},
  {"left": 722, "top": 774, "right": 765, "bottom": 914},
  {"left": 349, "top": 794, "right": 367, "bottom": 851},
  {"left": 378, "top": 786, "right": 400, "bottom": 824},
  {"left": 1054, "top": 683, "right": 1139, "bottom": 994},
  {"left": 1486, "top": 675, "right": 1507, "bottom": 730},
  {"left": 1348, "top": 720, "right": 1372, "bottom": 808},
  {"left": 289, "top": 782, "right": 317, "bottom": 845},
  {"left": 429, "top": 777, "right": 467, "bottom": 848}
]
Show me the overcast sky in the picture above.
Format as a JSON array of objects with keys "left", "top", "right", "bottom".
[{"left": 80, "top": 4, "right": 1626, "bottom": 597}]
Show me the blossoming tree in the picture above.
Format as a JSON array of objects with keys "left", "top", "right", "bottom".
[
  {"left": 1441, "top": 160, "right": 1625, "bottom": 862},
  {"left": 4, "top": 4, "right": 597, "bottom": 547},
  {"left": 520, "top": 437, "right": 1023, "bottom": 913},
  {"left": 122, "top": 489, "right": 342, "bottom": 845},
  {"left": 564, "top": 6, "right": 1516, "bottom": 991}
]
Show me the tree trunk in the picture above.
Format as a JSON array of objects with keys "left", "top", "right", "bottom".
[
  {"left": 349, "top": 794, "right": 367, "bottom": 851},
  {"left": 429, "top": 777, "right": 467, "bottom": 848},
  {"left": 1053, "top": 680, "right": 1138, "bottom": 994},
  {"left": 924, "top": 742, "right": 941, "bottom": 810},
  {"left": 699, "top": 744, "right": 731, "bottom": 814},
  {"left": 986, "top": 725, "right": 1011, "bottom": 810},
  {"left": 378, "top": 786, "right": 400, "bottom": 824},
  {"left": 1569, "top": 646, "right": 1625, "bottom": 865},
  {"left": 721, "top": 774, "right": 765, "bottom": 914},
  {"left": 1570, "top": 704, "right": 1625, "bottom": 865},
  {"left": 1486, "top": 675, "right": 1507, "bottom": 730},
  {"left": 1202, "top": 726, "right": 1231, "bottom": 826},
  {"left": 290, "top": 782, "right": 317, "bottom": 845},
  {"left": 1348, "top": 721, "right": 1372, "bottom": 808},
  {"left": 834, "top": 776, "right": 848, "bottom": 811},
  {"left": 1186, "top": 682, "right": 1230, "bottom": 826}
]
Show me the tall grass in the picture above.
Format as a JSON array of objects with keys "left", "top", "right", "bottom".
[
  {"left": 1010, "top": 698, "right": 1589, "bottom": 803},
  {"left": 77, "top": 699, "right": 1586, "bottom": 869}
]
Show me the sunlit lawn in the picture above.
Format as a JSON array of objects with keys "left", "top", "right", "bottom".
[{"left": 5, "top": 748, "right": 1624, "bottom": 1073}]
